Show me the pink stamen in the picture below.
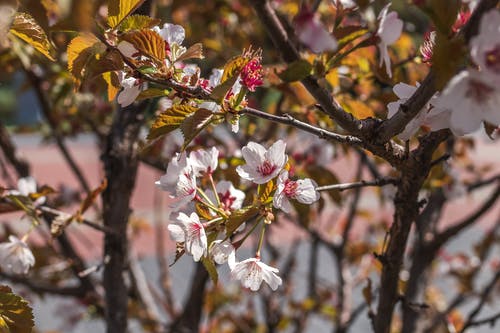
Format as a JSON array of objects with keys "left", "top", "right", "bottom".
[{"left": 257, "top": 161, "right": 277, "bottom": 176}]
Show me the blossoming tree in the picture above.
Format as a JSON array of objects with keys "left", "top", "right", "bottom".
[{"left": 0, "top": 0, "right": 498, "bottom": 332}]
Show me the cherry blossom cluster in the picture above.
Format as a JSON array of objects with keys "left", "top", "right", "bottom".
[
  {"left": 390, "top": 9, "right": 500, "bottom": 138},
  {"left": 156, "top": 140, "right": 320, "bottom": 291},
  {"left": 0, "top": 177, "right": 40, "bottom": 275},
  {"left": 115, "top": 22, "right": 264, "bottom": 134}
]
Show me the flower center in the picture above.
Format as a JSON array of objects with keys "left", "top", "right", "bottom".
[
  {"left": 485, "top": 45, "right": 500, "bottom": 73},
  {"left": 219, "top": 190, "right": 236, "bottom": 210},
  {"left": 257, "top": 161, "right": 277, "bottom": 177},
  {"left": 466, "top": 79, "right": 494, "bottom": 103},
  {"left": 283, "top": 180, "right": 299, "bottom": 198}
]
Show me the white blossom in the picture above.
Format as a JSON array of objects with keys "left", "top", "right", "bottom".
[
  {"left": 153, "top": 23, "right": 185, "bottom": 46},
  {"left": 377, "top": 4, "right": 403, "bottom": 77},
  {"left": 207, "top": 180, "right": 246, "bottom": 212},
  {"left": 189, "top": 147, "right": 219, "bottom": 176},
  {"left": 168, "top": 212, "right": 207, "bottom": 262},
  {"left": 8, "top": 176, "right": 46, "bottom": 206},
  {"left": 117, "top": 75, "right": 142, "bottom": 107},
  {"left": 156, "top": 153, "right": 197, "bottom": 210},
  {"left": 169, "top": 168, "right": 197, "bottom": 211},
  {"left": 210, "top": 240, "right": 235, "bottom": 265},
  {"left": 295, "top": 13, "right": 337, "bottom": 53},
  {"left": 156, "top": 152, "right": 189, "bottom": 193},
  {"left": 0, "top": 236, "right": 35, "bottom": 275},
  {"left": 470, "top": 9, "right": 500, "bottom": 76},
  {"left": 273, "top": 170, "right": 320, "bottom": 213},
  {"left": 236, "top": 140, "right": 287, "bottom": 184},
  {"left": 432, "top": 69, "right": 500, "bottom": 135},
  {"left": 231, "top": 257, "right": 282, "bottom": 291}
]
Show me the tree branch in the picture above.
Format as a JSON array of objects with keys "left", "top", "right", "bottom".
[{"left": 316, "top": 177, "right": 399, "bottom": 192}]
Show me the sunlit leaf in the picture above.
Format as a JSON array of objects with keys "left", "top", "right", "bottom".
[
  {"left": 257, "top": 180, "right": 274, "bottom": 203},
  {"left": 180, "top": 108, "right": 214, "bottom": 151},
  {"left": 201, "top": 257, "right": 218, "bottom": 284},
  {"left": 102, "top": 71, "right": 121, "bottom": 101},
  {"left": 118, "top": 14, "right": 160, "bottom": 32},
  {"left": 67, "top": 33, "right": 104, "bottom": 88},
  {"left": 210, "top": 55, "right": 249, "bottom": 101},
  {"left": 121, "top": 29, "right": 165, "bottom": 63},
  {"left": 107, "top": 0, "right": 145, "bottom": 28},
  {"left": 176, "top": 43, "right": 204, "bottom": 62},
  {"left": 136, "top": 88, "right": 170, "bottom": 100},
  {"left": 9, "top": 12, "right": 55, "bottom": 61},
  {"left": 0, "top": 285, "right": 34, "bottom": 333},
  {"left": 147, "top": 105, "right": 198, "bottom": 141},
  {"left": 76, "top": 178, "right": 108, "bottom": 221}
]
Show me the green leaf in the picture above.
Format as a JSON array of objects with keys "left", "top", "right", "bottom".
[
  {"left": 9, "top": 12, "right": 55, "bottom": 61},
  {"left": 424, "top": 0, "right": 460, "bottom": 35},
  {"left": 201, "top": 257, "right": 218, "bottom": 284},
  {"left": 136, "top": 88, "right": 170, "bottom": 100},
  {"left": 107, "top": 0, "right": 145, "bottom": 28},
  {"left": 147, "top": 105, "right": 198, "bottom": 141},
  {"left": 0, "top": 285, "right": 35, "bottom": 333},
  {"left": 334, "top": 26, "right": 369, "bottom": 49},
  {"left": 118, "top": 14, "right": 160, "bottom": 32},
  {"left": 6, "top": 195, "right": 40, "bottom": 224},
  {"left": 278, "top": 59, "right": 312, "bottom": 82},
  {"left": 431, "top": 32, "right": 466, "bottom": 90},
  {"left": 180, "top": 108, "right": 214, "bottom": 151},
  {"left": 226, "top": 206, "right": 260, "bottom": 236},
  {"left": 121, "top": 29, "right": 166, "bottom": 63}
]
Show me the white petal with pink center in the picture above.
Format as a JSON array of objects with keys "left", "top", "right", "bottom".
[
  {"left": 433, "top": 70, "right": 500, "bottom": 135},
  {"left": 207, "top": 180, "right": 245, "bottom": 212},
  {"left": 155, "top": 152, "right": 190, "bottom": 193},
  {"left": 0, "top": 236, "right": 35, "bottom": 275},
  {"left": 377, "top": 4, "right": 403, "bottom": 78},
  {"left": 169, "top": 168, "right": 197, "bottom": 211},
  {"left": 273, "top": 170, "right": 320, "bottom": 213},
  {"left": 236, "top": 140, "right": 287, "bottom": 184},
  {"left": 470, "top": 9, "right": 500, "bottom": 76},
  {"left": 231, "top": 257, "right": 282, "bottom": 291},
  {"left": 189, "top": 147, "right": 219, "bottom": 176},
  {"left": 169, "top": 212, "right": 207, "bottom": 262}
]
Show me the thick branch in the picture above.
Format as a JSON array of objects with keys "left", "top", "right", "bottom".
[
  {"left": 373, "top": 130, "right": 449, "bottom": 333},
  {"left": 101, "top": 101, "right": 145, "bottom": 333},
  {"left": 0, "top": 122, "right": 30, "bottom": 178}
]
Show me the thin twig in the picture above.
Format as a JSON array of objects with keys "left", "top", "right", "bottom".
[
  {"left": 316, "top": 177, "right": 399, "bottom": 192},
  {"left": 241, "top": 107, "right": 362, "bottom": 145}
]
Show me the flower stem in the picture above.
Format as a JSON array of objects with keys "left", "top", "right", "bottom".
[
  {"left": 255, "top": 222, "right": 266, "bottom": 259},
  {"left": 208, "top": 174, "right": 221, "bottom": 207}
]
